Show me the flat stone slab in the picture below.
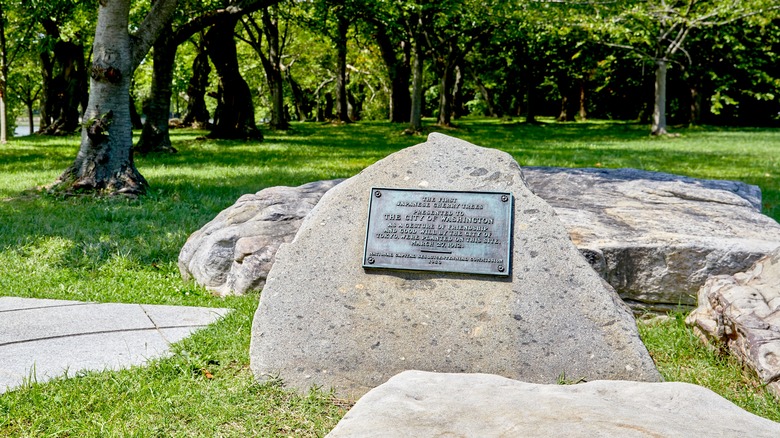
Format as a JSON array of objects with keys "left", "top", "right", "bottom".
[
  {"left": 0, "top": 297, "right": 230, "bottom": 394},
  {"left": 523, "top": 167, "right": 780, "bottom": 311},
  {"left": 251, "top": 133, "right": 660, "bottom": 400},
  {"left": 327, "top": 370, "right": 780, "bottom": 437}
]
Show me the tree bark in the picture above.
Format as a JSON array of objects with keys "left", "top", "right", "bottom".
[
  {"left": 52, "top": 0, "right": 178, "bottom": 196},
  {"left": 452, "top": 65, "right": 466, "bottom": 119},
  {"left": 38, "top": 19, "right": 88, "bottom": 136},
  {"left": 263, "top": 10, "right": 287, "bottom": 129},
  {"left": 0, "top": 3, "right": 7, "bottom": 144},
  {"left": 27, "top": 102, "right": 34, "bottom": 135},
  {"left": 135, "top": 24, "right": 177, "bottom": 154},
  {"left": 334, "top": 14, "right": 350, "bottom": 123},
  {"left": 651, "top": 59, "right": 668, "bottom": 135},
  {"left": 688, "top": 82, "right": 701, "bottom": 125},
  {"left": 182, "top": 38, "right": 211, "bottom": 128},
  {"left": 205, "top": 16, "right": 262, "bottom": 140},
  {"left": 40, "top": 41, "right": 87, "bottom": 135},
  {"left": 471, "top": 69, "right": 497, "bottom": 117},
  {"left": 286, "top": 70, "right": 310, "bottom": 122},
  {"left": 437, "top": 63, "right": 456, "bottom": 126},
  {"left": 39, "top": 51, "right": 54, "bottom": 131},
  {"left": 557, "top": 76, "right": 578, "bottom": 122},
  {"left": 373, "top": 23, "right": 411, "bottom": 123},
  {"left": 578, "top": 80, "right": 587, "bottom": 121},
  {"left": 408, "top": 34, "right": 423, "bottom": 132},
  {"left": 524, "top": 55, "right": 537, "bottom": 124},
  {"left": 130, "top": 91, "right": 143, "bottom": 129}
]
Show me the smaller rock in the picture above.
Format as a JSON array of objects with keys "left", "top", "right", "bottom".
[
  {"left": 178, "top": 179, "right": 343, "bottom": 295},
  {"left": 687, "top": 248, "right": 780, "bottom": 399},
  {"left": 327, "top": 370, "right": 780, "bottom": 437}
]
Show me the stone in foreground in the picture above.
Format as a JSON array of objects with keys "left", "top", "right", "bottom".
[
  {"left": 178, "top": 179, "right": 343, "bottom": 296},
  {"left": 327, "top": 370, "right": 780, "bottom": 437},
  {"left": 522, "top": 167, "right": 780, "bottom": 312},
  {"left": 687, "top": 247, "right": 780, "bottom": 399},
  {"left": 250, "top": 133, "right": 659, "bottom": 399}
]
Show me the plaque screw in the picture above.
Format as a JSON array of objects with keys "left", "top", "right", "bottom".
[
  {"left": 367, "top": 257, "right": 375, "bottom": 264},
  {"left": 374, "top": 190, "right": 382, "bottom": 198},
  {"left": 498, "top": 265, "right": 505, "bottom": 272},
  {"left": 501, "top": 195, "right": 509, "bottom": 202}
]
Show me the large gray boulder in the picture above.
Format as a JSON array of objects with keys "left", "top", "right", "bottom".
[
  {"left": 686, "top": 247, "right": 780, "bottom": 399},
  {"left": 178, "top": 180, "right": 343, "bottom": 296},
  {"left": 250, "top": 133, "right": 660, "bottom": 400},
  {"left": 523, "top": 167, "right": 780, "bottom": 311},
  {"left": 327, "top": 370, "right": 780, "bottom": 437}
]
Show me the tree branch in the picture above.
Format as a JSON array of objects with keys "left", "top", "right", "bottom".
[{"left": 130, "top": 0, "right": 178, "bottom": 70}]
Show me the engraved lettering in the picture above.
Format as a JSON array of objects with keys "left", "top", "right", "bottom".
[{"left": 364, "top": 189, "right": 512, "bottom": 276}]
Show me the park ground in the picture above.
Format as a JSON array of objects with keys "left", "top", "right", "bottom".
[{"left": 1, "top": 118, "right": 779, "bottom": 436}]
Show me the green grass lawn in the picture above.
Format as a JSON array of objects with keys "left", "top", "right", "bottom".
[{"left": 1, "top": 118, "right": 779, "bottom": 435}]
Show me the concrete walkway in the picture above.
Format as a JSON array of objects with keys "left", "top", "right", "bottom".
[{"left": 0, "top": 297, "right": 230, "bottom": 394}]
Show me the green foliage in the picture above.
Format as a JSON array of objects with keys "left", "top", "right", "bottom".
[{"left": 1, "top": 120, "right": 780, "bottom": 434}]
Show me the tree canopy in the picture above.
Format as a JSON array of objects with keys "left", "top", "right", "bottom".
[{"left": 0, "top": 0, "right": 777, "bottom": 194}]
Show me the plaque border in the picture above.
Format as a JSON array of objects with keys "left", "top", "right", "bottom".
[{"left": 362, "top": 187, "right": 514, "bottom": 277}]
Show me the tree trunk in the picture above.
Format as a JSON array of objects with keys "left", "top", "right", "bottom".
[
  {"left": 0, "top": 4, "right": 7, "bottom": 144},
  {"left": 206, "top": 17, "right": 262, "bottom": 140},
  {"left": 452, "top": 66, "right": 466, "bottom": 119},
  {"left": 286, "top": 70, "right": 310, "bottom": 122},
  {"left": 471, "top": 70, "right": 497, "bottom": 117},
  {"left": 182, "top": 39, "right": 210, "bottom": 129},
  {"left": 651, "top": 59, "right": 668, "bottom": 135},
  {"left": 52, "top": 0, "right": 178, "bottom": 196},
  {"left": 557, "top": 77, "right": 577, "bottom": 122},
  {"left": 408, "top": 35, "right": 423, "bottom": 132},
  {"left": 524, "top": 64, "right": 537, "bottom": 124},
  {"left": 374, "top": 24, "right": 411, "bottom": 123},
  {"left": 38, "top": 40, "right": 88, "bottom": 136},
  {"left": 578, "top": 80, "right": 587, "bottom": 121},
  {"left": 335, "top": 14, "right": 350, "bottom": 123},
  {"left": 27, "top": 102, "right": 34, "bottom": 135},
  {"left": 437, "top": 64, "right": 456, "bottom": 126},
  {"left": 136, "top": 24, "right": 177, "bottom": 154},
  {"left": 39, "top": 51, "right": 54, "bottom": 131},
  {"left": 129, "top": 92, "right": 143, "bottom": 129},
  {"left": 261, "top": 9, "right": 288, "bottom": 130},
  {"left": 689, "top": 84, "right": 701, "bottom": 125}
]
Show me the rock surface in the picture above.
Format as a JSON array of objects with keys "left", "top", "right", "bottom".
[
  {"left": 523, "top": 167, "right": 780, "bottom": 311},
  {"left": 686, "top": 248, "right": 780, "bottom": 399},
  {"left": 327, "top": 370, "right": 780, "bottom": 437},
  {"left": 250, "top": 133, "right": 660, "bottom": 400},
  {"left": 178, "top": 179, "right": 343, "bottom": 296}
]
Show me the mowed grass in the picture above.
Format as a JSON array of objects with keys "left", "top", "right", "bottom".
[{"left": 1, "top": 118, "right": 779, "bottom": 435}]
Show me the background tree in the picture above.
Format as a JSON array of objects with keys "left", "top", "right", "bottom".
[
  {"left": 240, "top": 6, "right": 289, "bottom": 130},
  {"left": 135, "top": 0, "right": 277, "bottom": 153},
  {"left": 595, "top": 0, "right": 780, "bottom": 135}
]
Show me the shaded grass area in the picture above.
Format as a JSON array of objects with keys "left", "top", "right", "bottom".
[{"left": 1, "top": 118, "right": 779, "bottom": 434}]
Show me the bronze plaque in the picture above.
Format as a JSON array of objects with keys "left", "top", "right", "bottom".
[{"left": 363, "top": 188, "right": 513, "bottom": 276}]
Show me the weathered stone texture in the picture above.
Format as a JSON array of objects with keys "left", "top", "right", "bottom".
[
  {"left": 178, "top": 179, "right": 343, "bottom": 296},
  {"left": 250, "top": 133, "right": 659, "bottom": 400},
  {"left": 523, "top": 167, "right": 780, "bottom": 311},
  {"left": 327, "top": 370, "right": 780, "bottom": 437},
  {"left": 687, "top": 248, "right": 780, "bottom": 399}
]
